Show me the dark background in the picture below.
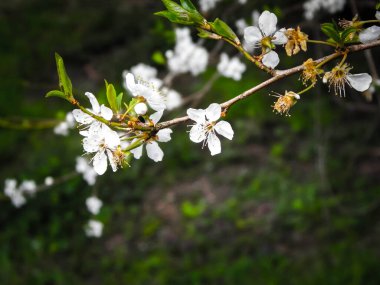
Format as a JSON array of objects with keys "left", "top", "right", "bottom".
[{"left": 1, "top": 0, "right": 380, "bottom": 284}]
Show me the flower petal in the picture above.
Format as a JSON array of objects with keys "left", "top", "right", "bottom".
[
  {"left": 103, "top": 127, "right": 120, "bottom": 148},
  {"left": 147, "top": 92, "right": 166, "bottom": 111},
  {"left": 376, "top": 11, "right": 380, "bottom": 21},
  {"left": 106, "top": 149, "right": 117, "bottom": 172},
  {"left": 272, "top": 29, "right": 288, "bottom": 45},
  {"left": 259, "top": 10, "right": 277, "bottom": 36},
  {"left": 214, "top": 120, "right": 234, "bottom": 140},
  {"left": 130, "top": 144, "right": 143, "bottom": 159},
  {"left": 262, "top": 51, "right": 279, "bottom": 69},
  {"left": 85, "top": 92, "right": 100, "bottom": 114},
  {"left": 72, "top": 109, "right": 94, "bottom": 125},
  {"left": 125, "top": 73, "right": 137, "bottom": 95},
  {"left": 146, "top": 141, "right": 164, "bottom": 162},
  {"left": 207, "top": 132, "right": 221, "bottom": 156},
  {"left": 205, "top": 103, "right": 221, "bottom": 122},
  {"left": 189, "top": 124, "right": 206, "bottom": 143},
  {"left": 93, "top": 151, "right": 107, "bottom": 175},
  {"left": 359, "top": 26, "right": 380, "bottom": 43},
  {"left": 347, "top": 73, "right": 372, "bottom": 92},
  {"left": 100, "top": 105, "right": 113, "bottom": 120},
  {"left": 187, "top": 108, "right": 206, "bottom": 124},
  {"left": 150, "top": 110, "right": 164, "bottom": 125},
  {"left": 244, "top": 26, "right": 263, "bottom": 45},
  {"left": 157, "top": 128, "right": 173, "bottom": 143}
]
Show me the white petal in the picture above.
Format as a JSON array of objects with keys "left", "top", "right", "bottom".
[
  {"left": 244, "top": 26, "right": 263, "bottom": 45},
  {"left": 150, "top": 110, "right": 164, "bottom": 125},
  {"left": 214, "top": 121, "right": 234, "bottom": 140},
  {"left": 359, "top": 26, "right": 380, "bottom": 43},
  {"left": 134, "top": 102, "right": 148, "bottom": 115},
  {"left": 106, "top": 149, "right": 117, "bottom": 172},
  {"left": 272, "top": 29, "right": 288, "bottom": 45},
  {"left": 72, "top": 109, "right": 94, "bottom": 125},
  {"left": 103, "top": 128, "right": 120, "bottom": 148},
  {"left": 157, "top": 128, "right": 173, "bottom": 143},
  {"left": 100, "top": 105, "right": 113, "bottom": 120},
  {"left": 347, "top": 73, "right": 372, "bottom": 92},
  {"left": 130, "top": 140, "right": 143, "bottom": 159},
  {"left": 125, "top": 73, "right": 137, "bottom": 95},
  {"left": 376, "top": 11, "right": 380, "bottom": 20},
  {"left": 189, "top": 124, "right": 206, "bottom": 143},
  {"left": 205, "top": 103, "right": 221, "bottom": 122},
  {"left": 93, "top": 151, "right": 107, "bottom": 175},
  {"left": 262, "top": 51, "right": 279, "bottom": 69},
  {"left": 187, "top": 108, "right": 206, "bottom": 124},
  {"left": 207, "top": 132, "right": 221, "bottom": 156},
  {"left": 259, "top": 11, "right": 277, "bottom": 36},
  {"left": 83, "top": 136, "right": 101, "bottom": 153},
  {"left": 146, "top": 141, "right": 164, "bottom": 162},
  {"left": 147, "top": 93, "right": 166, "bottom": 111},
  {"left": 85, "top": 92, "right": 100, "bottom": 114}
]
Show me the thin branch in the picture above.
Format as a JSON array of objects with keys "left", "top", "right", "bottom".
[{"left": 156, "top": 40, "right": 380, "bottom": 130}]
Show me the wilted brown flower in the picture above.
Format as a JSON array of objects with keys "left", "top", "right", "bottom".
[
  {"left": 272, "top": 91, "right": 300, "bottom": 116},
  {"left": 285, "top": 27, "right": 308, "bottom": 56},
  {"left": 301, "top": 58, "right": 323, "bottom": 86}
]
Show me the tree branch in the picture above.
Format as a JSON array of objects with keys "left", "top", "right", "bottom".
[{"left": 156, "top": 40, "right": 380, "bottom": 130}]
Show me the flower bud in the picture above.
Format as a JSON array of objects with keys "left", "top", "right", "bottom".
[{"left": 134, "top": 103, "right": 148, "bottom": 115}]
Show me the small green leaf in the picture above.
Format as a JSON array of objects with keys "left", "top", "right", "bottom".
[
  {"left": 321, "top": 23, "right": 341, "bottom": 45},
  {"left": 45, "top": 90, "right": 68, "bottom": 101},
  {"left": 161, "top": 0, "right": 193, "bottom": 23},
  {"left": 210, "top": 18, "right": 239, "bottom": 44},
  {"left": 152, "top": 51, "right": 166, "bottom": 65},
  {"left": 54, "top": 53, "right": 73, "bottom": 98},
  {"left": 116, "top": 92, "right": 123, "bottom": 111},
  {"left": 341, "top": 27, "right": 357, "bottom": 42},
  {"left": 155, "top": 10, "right": 193, "bottom": 25},
  {"left": 105, "top": 81, "right": 118, "bottom": 112},
  {"left": 376, "top": 3, "right": 380, "bottom": 10},
  {"left": 197, "top": 28, "right": 221, "bottom": 40},
  {"left": 180, "top": 0, "right": 197, "bottom": 11}
]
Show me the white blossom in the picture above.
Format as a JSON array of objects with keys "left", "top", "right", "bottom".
[
  {"left": 187, "top": 103, "right": 234, "bottom": 156},
  {"left": 125, "top": 63, "right": 163, "bottom": 89},
  {"left": 75, "top": 157, "right": 98, "bottom": 185},
  {"left": 44, "top": 176, "right": 54, "bottom": 186},
  {"left": 125, "top": 72, "right": 166, "bottom": 112},
  {"left": 134, "top": 102, "right": 148, "bottom": 115},
  {"left": 81, "top": 125, "right": 122, "bottom": 175},
  {"left": 86, "top": 196, "right": 103, "bottom": 215},
  {"left": 166, "top": 28, "right": 209, "bottom": 76},
  {"left": 359, "top": 26, "right": 380, "bottom": 44},
  {"left": 4, "top": 178, "right": 37, "bottom": 208},
  {"left": 54, "top": 112, "right": 75, "bottom": 136},
  {"left": 131, "top": 111, "right": 173, "bottom": 162},
  {"left": 303, "top": 0, "right": 346, "bottom": 20},
  {"left": 199, "top": 0, "right": 221, "bottom": 12},
  {"left": 217, "top": 53, "right": 246, "bottom": 81},
  {"left": 72, "top": 92, "right": 113, "bottom": 135},
  {"left": 161, "top": 87, "right": 183, "bottom": 111},
  {"left": 85, "top": 220, "right": 103, "bottom": 238},
  {"left": 244, "top": 11, "right": 287, "bottom": 69}
]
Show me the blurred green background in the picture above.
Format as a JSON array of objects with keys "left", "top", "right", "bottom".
[{"left": 1, "top": 0, "right": 380, "bottom": 284}]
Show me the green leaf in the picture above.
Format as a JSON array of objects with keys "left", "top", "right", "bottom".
[
  {"left": 197, "top": 28, "right": 221, "bottom": 40},
  {"left": 45, "top": 90, "right": 68, "bottom": 101},
  {"left": 161, "top": 0, "right": 193, "bottom": 23},
  {"left": 321, "top": 23, "right": 341, "bottom": 45},
  {"left": 116, "top": 92, "right": 123, "bottom": 111},
  {"left": 54, "top": 53, "right": 73, "bottom": 98},
  {"left": 155, "top": 11, "right": 194, "bottom": 25},
  {"left": 180, "top": 0, "right": 197, "bottom": 11},
  {"left": 152, "top": 51, "right": 166, "bottom": 65},
  {"left": 210, "top": 18, "right": 239, "bottom": 44},
  {"left": 341, "top": 27, "right": 357, "bottom": 42},
  {"left": 377, "top": 3, "right": 380, "bottom": 10},
  {"left": 105, "top": 81, "right": 118, "bottom": 112}
]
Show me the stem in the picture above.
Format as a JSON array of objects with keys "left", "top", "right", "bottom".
[
  {"left": 307, "top": 39, "right": 337, "bottom": 47},
  {"left": 298, "top": 84, "right": 315, "bottom": 95},
  {"left": 360, "top": 20, "right": 380, "bottom": 25}
]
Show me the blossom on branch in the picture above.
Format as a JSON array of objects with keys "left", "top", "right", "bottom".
[
  {"left": 187, "top": 103, "right": 234, "bottom": 156},
  {"left": 217, "top": 53, "right": 246, "bottom": 81},
  {"left": 244, "top": 10, "right": 288, "bottom": 69}
]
